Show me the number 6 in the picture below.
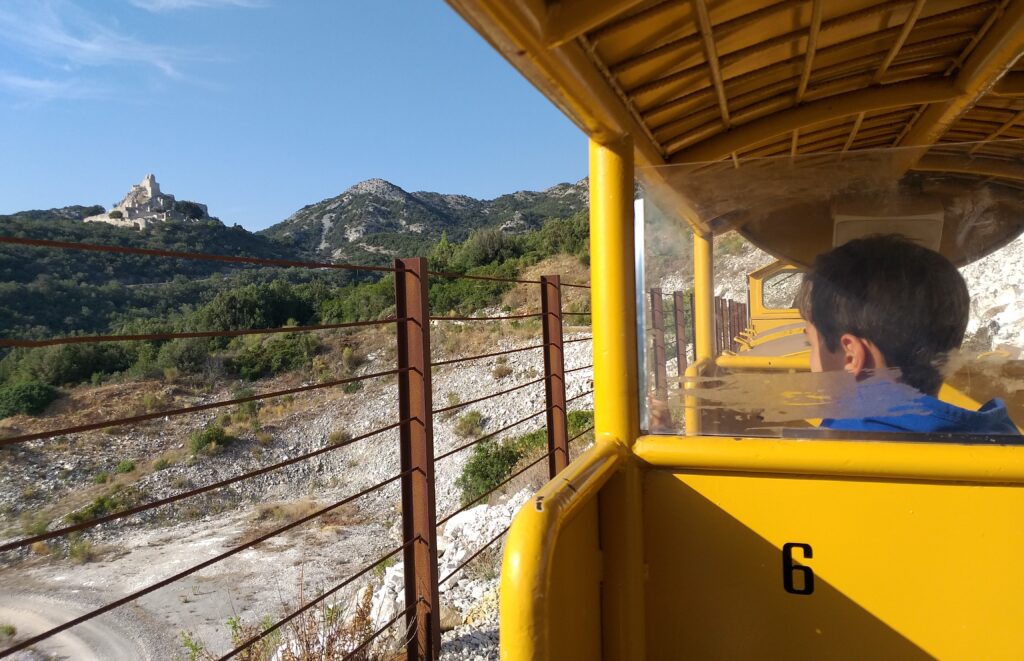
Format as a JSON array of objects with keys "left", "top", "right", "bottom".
[{"left": 782, "top": 542, "right": 814, "bottom": 595}]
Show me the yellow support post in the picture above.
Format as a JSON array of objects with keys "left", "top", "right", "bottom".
[
  {"left": 590, "top": 137, "right": 640, "bottom": 445},
  {"left": 685, "top": 231, "right": 715, "bottom": 435},
  {"left": 589, "top": 136, "right": 646, "bottom": 661},
  {"left": 693, "top": 231, "right": 714, "bottom": 363}
]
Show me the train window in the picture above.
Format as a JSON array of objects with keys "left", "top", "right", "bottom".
[
  {"left": 638, "top": 142, "right": 1023, "bottom": 441},
  {"left": 761, "top": 270, "right": 802, "bottom": 310}
]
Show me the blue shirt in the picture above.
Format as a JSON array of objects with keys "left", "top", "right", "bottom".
[{"left": 820, "top": 379, "right": 1021, "bottom": 439}]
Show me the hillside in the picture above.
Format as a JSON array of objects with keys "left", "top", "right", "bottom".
[{"left": 260, "top": 178, "right": 589, "bottom": 263}]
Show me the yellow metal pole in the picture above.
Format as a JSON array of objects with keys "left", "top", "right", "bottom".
[
  {"left": 686, "top": 231, "right": 714, "bottom": 434},
  {"left": 589, "top": 136, "right": 646, "bottom": 660},
  {"left": 590, "top": 136, "right": 640, "bottom": 445},
  {"left": 693, "top": 231, "right": 714, "bottom": 363}
]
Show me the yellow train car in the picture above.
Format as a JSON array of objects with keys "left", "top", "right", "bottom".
[{"left": 444, "top": 1, "right": 1024, "bottom": 658}]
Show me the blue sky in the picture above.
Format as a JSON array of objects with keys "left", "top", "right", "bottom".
[{"left": 0, "top": 1, "right": 585, "bottom": 230}]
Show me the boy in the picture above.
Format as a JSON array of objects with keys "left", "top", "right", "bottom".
[{"left": 798, "top": 234, "right": 1020, "bottom": 436}]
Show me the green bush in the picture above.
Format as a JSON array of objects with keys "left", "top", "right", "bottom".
[
  {"left": 157, "top": 338, "right": 209, "bottom": 374},
  {"left": 229, "top": 333, "right": 319, "bottom": 380},
  {"left": 456, "top": 440, "right": 524, "bottom": 507},
  {"left": 189, "top": 424, "right": 232, "bottom": 455},
  {"left": 454, "top": 410, "right": 485, "bottom": 438},
  {"left": 115, "top": 459, "right": 135, "bottom": 474},
  {"left": 66, "top": 486, "right": 140, "bottom": 525},
  {"left": 153, "top": 456, "right": 172, "bottom": 471},
  {"left": 0, "top": 381, "right": 58, "bottom": 418},
  {"left": 93, "top": 472, "right": 110, "bottom": 484}
]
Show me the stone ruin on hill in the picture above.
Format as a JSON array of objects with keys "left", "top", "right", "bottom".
[{"left": 84, "top": 174, "right": 208, "bottom": 229}]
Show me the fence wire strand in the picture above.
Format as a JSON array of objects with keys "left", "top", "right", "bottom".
[
  {"left": 439, "top": 524, "right": 513, "bottom": 586},
  {"left": 0, "top": 318, "right": 402, "bottom": 349},
  {"left": 0, "top": 419, "right": 409, "bottom": 553},
  {"left": 219, "top": 539, "right": 416, "bottom": 660},
  {"left": 437, "top": 449, "right": 553, "bottom": 528},
  {"left": 430, "top": 343, "right": 545, "bottom": 368},
  {"left": 0, "top": 367, "right": 405, "bottom": 448},
  {"left": 340, "top": 600, "right": 420, "bottom": 661},
  {"left": 431, "top": 377, "right": 544, "bottom": 415},
  {"left": 566, "top": 388, "right": 594, "bottom": 405},
  {"left": 429, "top": 312, "right": 542, "bottom": 322},
  {"left": 433, "top": 408, "right": 548, "bottom": 462},
  {"left": 0, "top": 470, "right": 412, "bottom": 659}
]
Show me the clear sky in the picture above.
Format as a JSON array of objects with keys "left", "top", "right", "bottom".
[{"left": 0, "top": 0, "right": 586, "bottom": 230}]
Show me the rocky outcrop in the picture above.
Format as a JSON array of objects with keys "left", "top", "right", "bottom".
[{"left": 84, "top": 174, "right": 208, "bottom": 229}]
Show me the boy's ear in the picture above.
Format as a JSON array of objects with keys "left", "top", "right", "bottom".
[
  {"left": 839, "top": 334, "right": 869, "bottom": 376},
  {"left": 838, "top": 334, "right": 887, "bottom": 377}
]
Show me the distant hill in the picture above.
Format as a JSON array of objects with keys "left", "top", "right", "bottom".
[{"left": 259, "top": 178, "right": 589, "bottom": 263}]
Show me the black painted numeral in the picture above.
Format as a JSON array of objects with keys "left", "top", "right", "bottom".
[{"left": 782, "top": 542, "right": 814, "bottom": 595}]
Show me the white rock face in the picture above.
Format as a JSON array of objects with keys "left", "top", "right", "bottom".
[{"left": 84, "top": 174, "right": 207, "bottom": 229}]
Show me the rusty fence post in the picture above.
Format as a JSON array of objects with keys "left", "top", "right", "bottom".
[
  {"left": 541, "top": 275, "right": 569, "bottom": 478},
  {"left": 727, "top": 299, "right": 737, "bottom": 352},
  {"left": 688, "top": 292, "right": 696, "bottom": 362},
  {"left": 395, "top": 257, "right": 440, "bottom": 661},
  {"left": 649, "top": 288, "right": 668, "bottom": 396},
  {"left": 673, "top": 291, "right": 688, "bottom": 380},
  {"left": 713, "top": 297, "right": 722, "bottom": 356}
]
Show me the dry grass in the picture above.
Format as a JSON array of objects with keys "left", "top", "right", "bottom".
[
  {"left": 235, "top": 500, "right": 364, "bottom": 546},
  {"left": 181, "top": 570, "right": 406, "bottom": 660}
]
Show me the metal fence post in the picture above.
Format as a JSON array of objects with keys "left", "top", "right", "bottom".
[
  {"left": 395, "top": 257, "right": 440, "bottom": 661},
  {"left": 688, "top": 291, "right": 696, "bottom": 363},
  {"left": 672, "top": 291, "right": 689, "bottom": 380},
  {"left": 649, "top": 288, "right": 668, "bottom": 396},
  {"left": 541, "top": 275, "right": 569, "bottom": 478}
]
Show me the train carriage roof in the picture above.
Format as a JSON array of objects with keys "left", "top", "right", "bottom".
[{"left": 446, "top": 0, "right": 1024, "bottom": 266}]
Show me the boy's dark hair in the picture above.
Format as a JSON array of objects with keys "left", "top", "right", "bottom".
[{"left": 797, "top": 234, "right": 969, "bottom": 395}]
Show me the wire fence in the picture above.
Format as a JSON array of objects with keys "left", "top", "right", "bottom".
[{"left": 0, "top": 241, "right": 594, "bottom": 661}]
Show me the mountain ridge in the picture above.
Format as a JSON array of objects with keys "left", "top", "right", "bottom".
[{"left": 258, "top": 177, "right": 589, "bottom": 263}]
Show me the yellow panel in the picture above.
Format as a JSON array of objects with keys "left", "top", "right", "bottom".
[
  {"left": 548, "top": 498, "right": 602, "bottom": 661},
  {"left": 644, "top": 469, "right": 1024, "bottom": 660},
  {"left": 500, "top": 438, "right": 626, "bottom": 660}
]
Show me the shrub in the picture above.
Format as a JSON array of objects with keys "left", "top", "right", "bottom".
[
  {"left": 0, "top": 623, "right": 15, "bottom": 638},
  {"left": 153, "top": 456, "right": 172, "bottom": 471},
  {"left": 454, "top": 410, "right": 485, "bottom": 438},
  {"left": 0, "top": 381, "right": 58, "bottom": 418},
  {"left": 230, "top": 333, "right": 319, "bottom": 380},
  {"left": 342, "top": 380, "right": 363, "bottom": 394},
  {"left": 108, "top": 209, "right": 123, "bottom": 219},
  {"left": 328, "top": 430, "right": 352, "bottom": 445},
  {"left": 66, "top": 486, "right": 141, "bottom": 525},
  {"left": 492, "top": 358, "right": 513, "bottom": 379},
  {"left": 157, "top": 338, "right": 209, "bottom": 375},
  {"left": 189, "top": 424, "right": 231, "bottom": 455},
  {"left": 93, "top": 471, "right": 110, "bottom": 484},
  {"left": 456, "top": 440, "right": 523, "bottom": 507},
  {"left": 115, "top": 459, "right": 135, "bottom": 474},
  {"left": 20, "top": 512, "right": 50, "bottom": 536},
  {"left": 68, "top": 537, "right": 97, "bottom": 563}
]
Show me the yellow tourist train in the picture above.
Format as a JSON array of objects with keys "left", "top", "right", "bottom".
[{"left": 444, "top": 0, "right": 1024, "bottom": 658}]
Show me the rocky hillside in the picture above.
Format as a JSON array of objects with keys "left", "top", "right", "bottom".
[{"left": 260, "top": 178, "right": 589, "bottom": 263}]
